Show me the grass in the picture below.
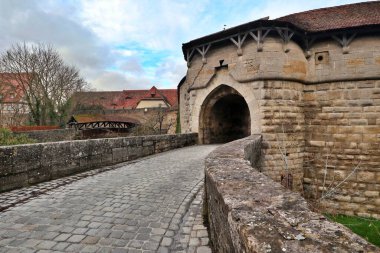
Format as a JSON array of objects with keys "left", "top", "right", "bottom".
[{"left": 326, "top": 214, "right": 380, "bottom": 247}]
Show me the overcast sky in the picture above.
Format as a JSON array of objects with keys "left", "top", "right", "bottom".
[{"left": 0, "top": 0, "right": 371, "bottom": 91}]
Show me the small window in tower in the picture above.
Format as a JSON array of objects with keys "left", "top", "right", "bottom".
[{"left": 315, "top": 51, "right": 329, "bottom": 65}]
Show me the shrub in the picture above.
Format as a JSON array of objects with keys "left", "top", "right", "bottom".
[
  {"left": 0, "top": 128, "right": 36, "bottom": 146},
  {"left": 10, "top": 125, "right": 60, "bottom": 132}
]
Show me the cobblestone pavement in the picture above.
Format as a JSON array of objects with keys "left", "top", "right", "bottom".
[
  {"left": 171, "top": 189, "right": 211, "bottom": 253},
  {"left": 0, "top": 145, "right": 217, "bottom": 253}
]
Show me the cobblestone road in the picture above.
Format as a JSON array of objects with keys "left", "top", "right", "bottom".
[{"left": 0, "top": 145, "right": 217, "bottom": 253}]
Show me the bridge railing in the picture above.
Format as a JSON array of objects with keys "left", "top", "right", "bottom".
[
  {"left": 204, "top": 135, "right": 377, "bottom": 252},
  {"left": 0, "top": 133, "right": 197, "bottom": 192}
]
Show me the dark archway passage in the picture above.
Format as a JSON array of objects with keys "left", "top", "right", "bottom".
[{"left": 199, "top": 85, "right": 251, "bottom": 144}]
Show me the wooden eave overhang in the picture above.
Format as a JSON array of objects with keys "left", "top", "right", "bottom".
[{"left": 182, "top": 19, "right": 380, "bottom": 61}]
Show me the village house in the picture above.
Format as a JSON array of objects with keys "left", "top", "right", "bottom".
[
  {"left": 71, "top": 86, "right": 177, "bottom": 111},
  {"left": 69, "top": 86, "right": 178, "bottom": 134},
  {"left": 0, "top": 73, "right": 29, "bottom": 127}
]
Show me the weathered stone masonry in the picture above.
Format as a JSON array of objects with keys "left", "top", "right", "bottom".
[
  {"left": 204, "top": 136, "right": 378, "bottom": 253},
  {"left": 180, "top": 2, "right": 380, "bottom": 216},
  {"left": 0, "top": 133, "right": 197, "bottom": 192},
  {"left": 303, "top": 81, "right": 380, "bottom": 216}
]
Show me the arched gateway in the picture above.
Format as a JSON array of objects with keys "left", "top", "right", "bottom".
[{"left": 199, "top": 85, "right": 251, "bottom": 144}]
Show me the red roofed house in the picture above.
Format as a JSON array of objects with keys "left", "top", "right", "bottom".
[
  {"left": 70, "top": 86, "right": 178, "bottom": 134},
  {"left": 0, "top": 73, "right": 29, "bottom": 127},
  {"left": 71, "top": 86, "right": 177, "bottom": 110},
  {"left": 134, "top": 86, "right": 178, "bottom": 109}
]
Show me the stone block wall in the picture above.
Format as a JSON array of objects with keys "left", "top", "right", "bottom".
[
  {"left": 308, "top": 37, "right": 380, "bottom": 82},
  {"left": 180, "top": 32, "right": 380, "bottom": 216},
  {"left": 0, "top": 133, "right": 197, "bottom": 192},
  {"left": 260, "top": 80, "right": 305, "bottom": 191},
  {"left": 204, "top": 135, "right": 378, "bottom": 253},
  {"left": 303, "top": 80, "right": 380, "bottom": 217}
]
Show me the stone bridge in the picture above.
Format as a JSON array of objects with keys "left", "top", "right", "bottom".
[
  {"left": 0, "top": 140, "right": 217, "bottom": 253},
  {"left": 0, "top": 134, "right": 378, "bottom": 252}
]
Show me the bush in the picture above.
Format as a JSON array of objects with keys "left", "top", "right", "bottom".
[
  {"left": 0, "top": 128, "right": 36, "bottom": 146},
  {"left": 10, "top": 125, "right": 60, "bottom": 132}
]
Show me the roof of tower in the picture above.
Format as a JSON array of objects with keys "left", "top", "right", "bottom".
[
  {"left": 182, "top": 1, "right": 380, "bottom": 53},
  {"left": 276, "top": 1, "right": 380, "bottom": 32}
]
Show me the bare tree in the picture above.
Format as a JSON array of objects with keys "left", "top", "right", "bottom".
[
  {"left": 0, "top": 43, "right": 88, "bottom": 126},
  {"left": 130, "top": 107, "right": 175, "bottom": 136},
  {"left": 3, "top": 102, "right": 29, "bottom": 126},
  {"left": 155, "top": 106, "right": 166, "bottom": 134},
  {"left": 152, "top": 106, "right": 176, "bottom": 134}
]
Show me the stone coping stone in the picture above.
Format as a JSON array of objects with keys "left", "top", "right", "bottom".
[
  {"left": 0, "top": 133, "right": 198, "bottom": 192},
  {"left": 204, "top": 135, "right": 379, "bottom": 253}
]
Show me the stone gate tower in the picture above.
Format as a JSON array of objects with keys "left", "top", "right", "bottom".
[{"left": 179, "top": 2, "right": 380, "bottom": 216}]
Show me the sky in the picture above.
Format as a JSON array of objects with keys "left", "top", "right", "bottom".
[{"left": 0, "top": 0, "right": 372, "bottom": 91}]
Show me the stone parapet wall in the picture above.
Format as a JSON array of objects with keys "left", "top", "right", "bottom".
[
  {"left": 0, "top": 133, "right": 197, "bottom": 192},
  {"left": 204, "top": 135, "right": 378, "bottom": 253},
  {"left": 303, "top": 80, "right": 380, "bottom": 217}
]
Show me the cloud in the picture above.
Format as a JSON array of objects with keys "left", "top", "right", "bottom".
[
  {"left": 0, "top": 0, "right": 115, "bottom": 91},
  {"left": 80, "top": 0, "right": 193, "bottom": 50},
  {"left": 91, "top": 71, "right": 153, "bottom": 91},
  {"left": 0, "top": 0, "right": 110, "bottom": 66},
  {"left": 91, "top": 71, "right": 128, "bottom": 90},
  {"left": 113, "top": 49, "right": 137, "bottom": 57},
  {"left": 0, "top": 0, "right": 372, "bottom": 91},
  {"left": 118, "top": 57, "right": 144, "bottom": 74},
  {"left": 155, "top": 57, "right": 187, "bottom": 88},
  {"left": 124, "top": 76, "right": 153, "bottom": 90}
]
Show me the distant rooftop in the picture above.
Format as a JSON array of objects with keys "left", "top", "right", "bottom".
[
  {"left": 0, "top": 73, "right": 29, "bottom": 104},
  {"left": 276, "top": 1, "right": 380, "bottom": 32},
  {"left": 72, "top": 86, "right": 178, "bottom": 110},
  {"left": 183, "top": 1, "right": 380, "bottom": 53}
]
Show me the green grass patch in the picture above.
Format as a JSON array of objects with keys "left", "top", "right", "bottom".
[{"left": 326, "top": 214, "right": 380, "bottom": 247}]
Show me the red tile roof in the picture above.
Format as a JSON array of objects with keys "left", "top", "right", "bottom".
[
  {"left": 72, "top": 86, "right": 178, "bottom": 110},
  {"left": 72, "top": 91, "right": 125, "bottom": 109},
  {"left": 122, "top": 86, "right": 178, "bottom": 109},
  {"left": 183, "top": 2, "right": 380, "bottom": 54},
  {"left": 276, "top": 1, "right": 380, "bottom": 32}
]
